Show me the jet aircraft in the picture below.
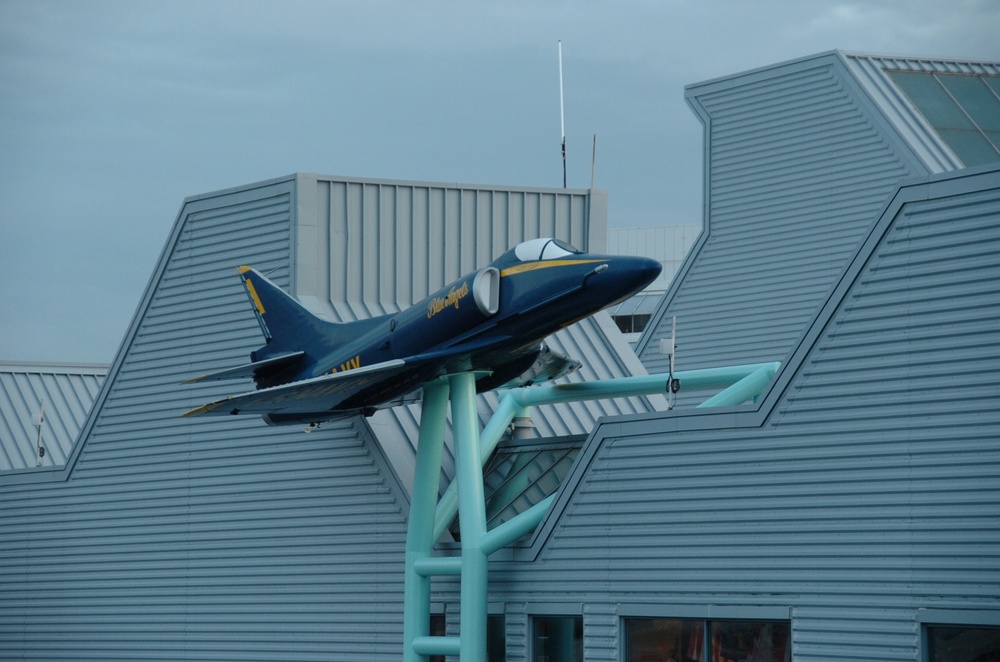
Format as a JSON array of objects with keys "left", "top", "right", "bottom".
[{"left": 183, "top": 237, "right": 661, "bottom": 425}]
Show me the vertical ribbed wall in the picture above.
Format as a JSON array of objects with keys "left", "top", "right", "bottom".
[
  {"left": 295, "top": 176, "right": 598, "bottom": 321},
  {"left": 0, "top": 178, "right": 412, "bottom": 660}
]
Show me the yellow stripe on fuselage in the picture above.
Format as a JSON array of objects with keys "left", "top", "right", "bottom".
[{"left": 499, "top": 258, "right": 604, "bottom": 277}]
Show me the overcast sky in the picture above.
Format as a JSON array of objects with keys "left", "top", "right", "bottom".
[{"left": 2, "top": 0, "right": 998, "bottom": 364}]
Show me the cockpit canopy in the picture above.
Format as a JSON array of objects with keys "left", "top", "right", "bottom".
[{"left": 513, "top": 237, "right": 582, "bottom": 262}]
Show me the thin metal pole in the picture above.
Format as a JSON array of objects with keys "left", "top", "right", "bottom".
[
  {"left": 590, "top": 134, "right": 596, "bottom": 189},
  {"left": 696, "top": 364, "right": 780, "bottom": 408},
  {"left": 559, "top": 40, "right": 566, "bottom": 188}
]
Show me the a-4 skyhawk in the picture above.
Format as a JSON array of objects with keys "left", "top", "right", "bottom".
[{"left": 183, "top": 237, "right": 661, "bottom": 426}]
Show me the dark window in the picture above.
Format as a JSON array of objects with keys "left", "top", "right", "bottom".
[
  {"left": 488, "top": 614, "right": 507, "bottom": 661},
  {"left": 430, "top": 613, "right": 507, "bottom": 662},
  {"left": 613, "top": 313, "right": 652, "bottom": 334},
  {"left": 533, "top": 615, "right": 583, "bottom": 662},
  {"left": 429, "top": 613, "right": 446, "bottom": 662},
  {"left": 625, "top": 618, "right": 790, "bottom": 662},
  {"left": 927, "top": 625, "right": 1000, "bottom": 662}
]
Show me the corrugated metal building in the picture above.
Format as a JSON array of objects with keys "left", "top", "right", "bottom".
[
  {"left": 2, "top": 50, "right": 999, "bottom": 661},
  {"left": 0, "top": 176, "right": 659, "bottom": 659}
]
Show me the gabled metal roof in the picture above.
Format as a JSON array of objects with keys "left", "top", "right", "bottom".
[{"left": 0, "top": 361, "right": 107, "bottom": 471}]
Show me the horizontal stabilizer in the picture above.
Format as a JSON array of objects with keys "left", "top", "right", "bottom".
[
  {"left": 182, "top": 358, "right": 411, "bottom": 423},
  {"left": 181, "top": 351, "right": 305, "bottom": 384}
]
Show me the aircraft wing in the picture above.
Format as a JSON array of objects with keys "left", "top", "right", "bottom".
[
  {"left": 181, "top": 351, "right": 305, "bottom": 383},
  {"left": 182, "top": 359, "right": 412, "bottom": 421}
]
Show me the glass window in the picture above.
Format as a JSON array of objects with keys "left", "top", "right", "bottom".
[
  {"left": 927, "top": 625, "right": 1000, "bottom": 662},
  {"left": 938, "top": 75, "right": 1000, "bottom": 132},
  {"left": 625, "top": 618, "right": 790, "bottom": 662},
  {"left": 886, "top": 70, "right": 1000, "bottom": 167},
  {"left": 626, "top": 618, "right": 703, "bottom": 661},
  {"left": 890, "top": 72, "right": 975, "bottom": 129},
  {"left": 712, "top": 621, "right": 789, "bottom": 662},
  {"left": 613, "top": 313, "right": 652, "bottom": 335},
  {"left": 488, "top": 614, "right": 507, "bottom": 662},
  {"left": 533, "top": 615, "right": 583, "bottom": 662}
]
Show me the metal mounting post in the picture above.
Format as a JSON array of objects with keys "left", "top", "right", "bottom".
[
  {"left": 450, "top": 372, "right": 489, "bottom": 662},
  {"left": 401, "top": 362, "right": 781, "bottom": 660},
  {"left": 403, "top": 379, "right": 451, "bottom": 662}
]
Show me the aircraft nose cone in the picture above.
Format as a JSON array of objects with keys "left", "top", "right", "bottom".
[
  {"left": 619, "top": 255, "right": 661, "bottom": 291},
  {"left": 636, "top": 256, "right": 662, "bottom": 284},
  {"left": 593, "top": 255, "right": 663, "bottom": 303}
]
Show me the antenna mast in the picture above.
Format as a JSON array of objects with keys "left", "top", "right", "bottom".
[
  {"left": 558, "top": 40, "right": 566, "bottom": 188},
  {"left": 591, "top": 134, "right": 597, "bottom": 189}
]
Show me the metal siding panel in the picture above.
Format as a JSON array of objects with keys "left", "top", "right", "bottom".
[
  {"left": 1, "top": 175, "right": 663, "bottom": 660},
  {"left": 640, "top": 58, "right": 919, "bottom": 402},
  {"left": 0, "top": 364, "right": 107, "bottom": 471},
  {"left": 0, "top": 180, "right": 414, "bottom": 660},
  {"left": 583, "top": 604, "right": 618, "bottom": 662},
  {"left": 487, "top": 169, "right": 1000, "bottom": 661}
]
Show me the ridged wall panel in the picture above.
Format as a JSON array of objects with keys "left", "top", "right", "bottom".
[
  {"left": 638, "top": 53, "right": 923, "bottom": 399},
  {"left": 482, "top": 167, "right": 1000, "bottom": 661},
  {"left": 0, "top": 178, "right": 413, "bottom": 659},
  {"left": 0, "top": 362, "right": 106, "bottom": 471},
  {"left": 2, "top": 172, "right": 664, "bottom": 659}
]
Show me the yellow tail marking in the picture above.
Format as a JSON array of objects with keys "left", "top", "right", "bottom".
[{"left": 244, "top": 278, "right": 266, "bottom": 315}]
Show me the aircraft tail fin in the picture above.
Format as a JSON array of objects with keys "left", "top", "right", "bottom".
[
  {"left": 237, "top": 266, "right": 343, "bottom": 365},
  {"left": 183, "top": 268, "right": 355, "bottom": 389}
]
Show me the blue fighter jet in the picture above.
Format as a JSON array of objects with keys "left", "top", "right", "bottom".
[{"left": 183, "top": 237, "right": 661, "bottom": 425}]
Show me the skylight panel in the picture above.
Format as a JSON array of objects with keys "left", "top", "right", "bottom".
[{"left": 887, "top": 71, "right": 1000, "bottom": 167}]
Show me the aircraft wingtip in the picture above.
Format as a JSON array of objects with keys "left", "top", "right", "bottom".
[{"left": 182, "top": 399, "right": 224, "bottom": 417}]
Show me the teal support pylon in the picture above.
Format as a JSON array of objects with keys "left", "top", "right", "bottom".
[
  {"left": 403, "top": 379, "right": 450, "bottom": 662},
  {"left": 401, "top": 362, "right": 781, "bottom": 660},
  {"left": 431, "top": 362, "right": 782, "bottom": 542},
  {"left": 450, "top": 371, "right": 490, "bottom": 662}
]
